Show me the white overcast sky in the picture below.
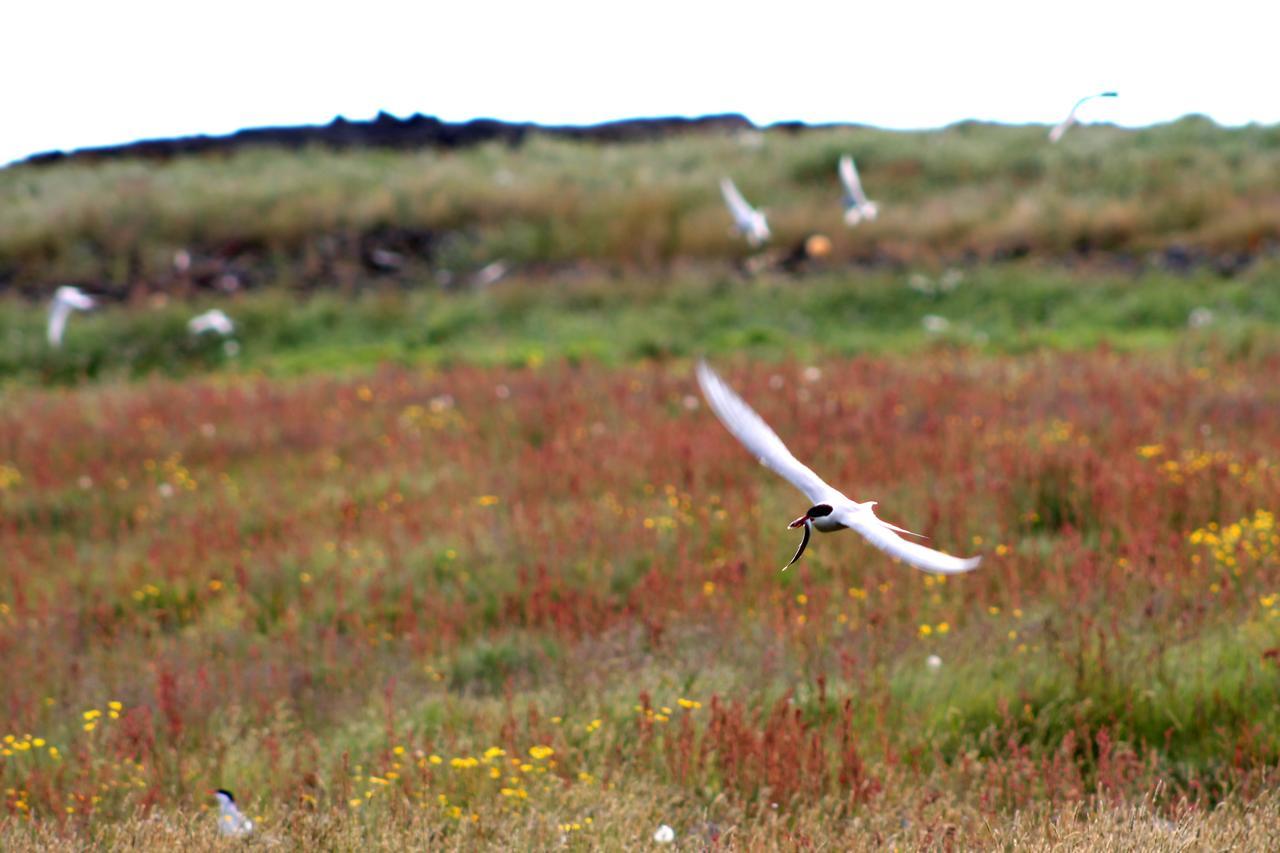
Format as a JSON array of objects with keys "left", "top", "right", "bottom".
[{"left": 3, "top": 0, "right": 1276, "bottom": 166}]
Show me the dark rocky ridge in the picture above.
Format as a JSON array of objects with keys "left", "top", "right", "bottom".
[{"left": 23, "top": 112, "right": 764, "bottom": 166}]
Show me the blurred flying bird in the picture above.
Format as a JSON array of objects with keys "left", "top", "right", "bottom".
[
  {"left": 696, "top": 361, "right": 981, "bottom": 574},
  {"left": 212, "top": 789, "right": 253, "bottom": 837},
  {"left": 471, "top": 260, "right": 509, "bottom": 288},
  {"left": 1049, "top": 91, "right": 1118, "bottom": 143},
  {"left": 719, "top": 178, "right": 770, "bottom": 247},
  {"left": 838, "top": 155, "right": 879, "bottom": 225},
  {"left": 47, "top": 286, "right": 95, "bottom": 347},
  {"left": 188, "top": 309, "right": 235, "bottom": 336}
]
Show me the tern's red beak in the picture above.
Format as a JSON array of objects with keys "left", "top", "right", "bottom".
[{"left": 788, "top": 514, "right": 809, "bottom": 529}]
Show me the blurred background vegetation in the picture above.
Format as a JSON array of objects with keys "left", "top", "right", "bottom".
[{"left": 2, "top": 116, "right": 1280, "bottom": 385}]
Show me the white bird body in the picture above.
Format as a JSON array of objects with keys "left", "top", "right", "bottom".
[
  {"left": 838, "top": 155, "right": 879, "bottom": 226},
  {"left": 695, "top": 361, "right": 981, "bottom": 575},
  {"left": 213, "top": 789, "right": 253, "bottom": 837},
  {"left": 719, "top": 178, "right": 770, "bottom": 247},
  {"left": 188, "top": 309, "right": 235, "bottom": 336},
  {"left": 1049, "top": 91, "right": 1118, "bottom": 143},
  {"left": 47, "top": 286, "right": 95, "bottom": 347}
]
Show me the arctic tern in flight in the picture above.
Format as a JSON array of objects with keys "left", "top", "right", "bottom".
[{"left": 696, "top": 361, "right": 981, "bottom": 574}]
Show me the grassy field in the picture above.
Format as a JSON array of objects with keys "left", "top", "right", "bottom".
[
  {"left": 2, "top": 350, "right": 1279, "bottom": 847},
  {"left": 4, "top": 119, "right": 1280, "bottom": 847},
  {"left": 4, "top": 263, "right": 1280, "bottom": 386},
  {"left": 4, "top": 117, "right": 1280, "bottom": 291}
]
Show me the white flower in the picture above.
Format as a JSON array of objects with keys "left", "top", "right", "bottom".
[
  {"left": 926, "top": 654, "right": 942, "bottom": 671},
  {"left": 653, "top": 824, "right": 675, "bottom": 843}
]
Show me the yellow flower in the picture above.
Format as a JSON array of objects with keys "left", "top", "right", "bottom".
[
  {"left": 483, "top": 746, "right": 506, "bottom": 760},
  {"left": 528, "top": 745, "right": 554, "bottom": 760},
  {"left": 936, "top": 622, "right": 950, "bottom": 634},
  {"left": 918, "top": 624, "right": 933, "bottom": 637},
  {"left": 677, "top": 698, "right": 702, "bottom": 710},
  {"left": 475, "top": 495, "right": 500, "bottom": 507},
  {"left": 1137, "top": 444, "right": 1164, "bottom": 458},
  {"left": 428, "top": 754, "right": 442, "bottom": 765}
]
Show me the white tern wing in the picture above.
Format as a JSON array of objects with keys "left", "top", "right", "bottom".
[
  {"left": 837, "top": 505, "right": 981, "bottom": 575},
  {"left": 696, "top": 360, "right": 843, "bottom": 506},
  {"left": 839, "top": 155, "right": 869, "bottom": 206},
  {"left": 719, "top": 177, "right": 756, "bottom": 228},
  {"left": 47, "top": 302, "right": 71, "bottom": 346}
]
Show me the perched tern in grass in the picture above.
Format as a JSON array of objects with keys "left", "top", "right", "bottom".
[
  {"left": 696, "top": 361, "right": 981, "bottom": 574},
  {"left": 719, "top": 177, "right": 770, "bottom": 247},
  {"left": 188, "top": 309, "right": 235, "bottom": 336},
  {"left": 212, "top": 789, "right": 253, "bottom": 837},
  {"left": 1049, "top": 91, "right": 1118, "bottom": 143},
  {"left": 47, "top": 286, "right": 95, "bottom": 347},
  {"left": 838, "top": 155, "right": 879, "bottom": 226}
]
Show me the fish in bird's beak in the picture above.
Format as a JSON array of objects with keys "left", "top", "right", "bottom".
[{"left": 782, "top": 518, "right": 812, "bottom": 571}]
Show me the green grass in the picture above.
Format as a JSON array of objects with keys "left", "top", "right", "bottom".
[
  {"left": 4, "top": 263, "right": 1280, "bottom": 385},
  {"left": 4, "top": 117, "right": 1280, "bottom": 289}
]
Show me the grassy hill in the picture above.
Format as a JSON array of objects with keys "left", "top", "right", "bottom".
[{"left": 4, "top": 117, "right": 1280, "bottom": 294}]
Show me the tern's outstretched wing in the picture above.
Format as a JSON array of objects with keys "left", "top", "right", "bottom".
[
  {"left": 839, "top": 155, "right": 869, "bottom": 206},
  {"left": 696, "top": 360, "right": 843, "bottom": 506},
  {"left": 47, "top": 302, "right": 70, "bottom": 346},
  {"left": 719, "top": 177, "right": 756, "bottom": 227},
  {"left": 836, "top": 506, "right": 981, "bottom": 575}
]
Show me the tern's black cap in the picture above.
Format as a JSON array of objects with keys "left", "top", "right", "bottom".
[{"left": 215, "top": 788, "right": 236, "bottom": 802}]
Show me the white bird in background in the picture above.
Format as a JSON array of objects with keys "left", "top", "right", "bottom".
[
  {"left": 212, "top": 789, "right": 253, "bottom": 837},
  {"left": 696, "top": 361, "right": 982, "bottom": 575},
  {"left": 1049, "top": 91, "right": 1118, "bottom": 143},
  {"left": 719, "top": 177, "right": 770, "bottom": 247},
  {"left": 188, "top": 308, "right": 235, "bottom": 336},
  {"left": 47, "top": 285, "right": 95, "bottom": 348},
  {"left": 838, "top": 155, "right": 879, "bottom": 226}
]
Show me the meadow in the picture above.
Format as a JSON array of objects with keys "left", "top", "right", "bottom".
[
  {"left": 2, "top": 349, "right": 1280, "bottom": 848},
  {"left": 3, "top": 118, "right": 1280, "bottom": 848},
  {"left": 4, "top": 117, "right": 1280, "bottom": 291}
]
